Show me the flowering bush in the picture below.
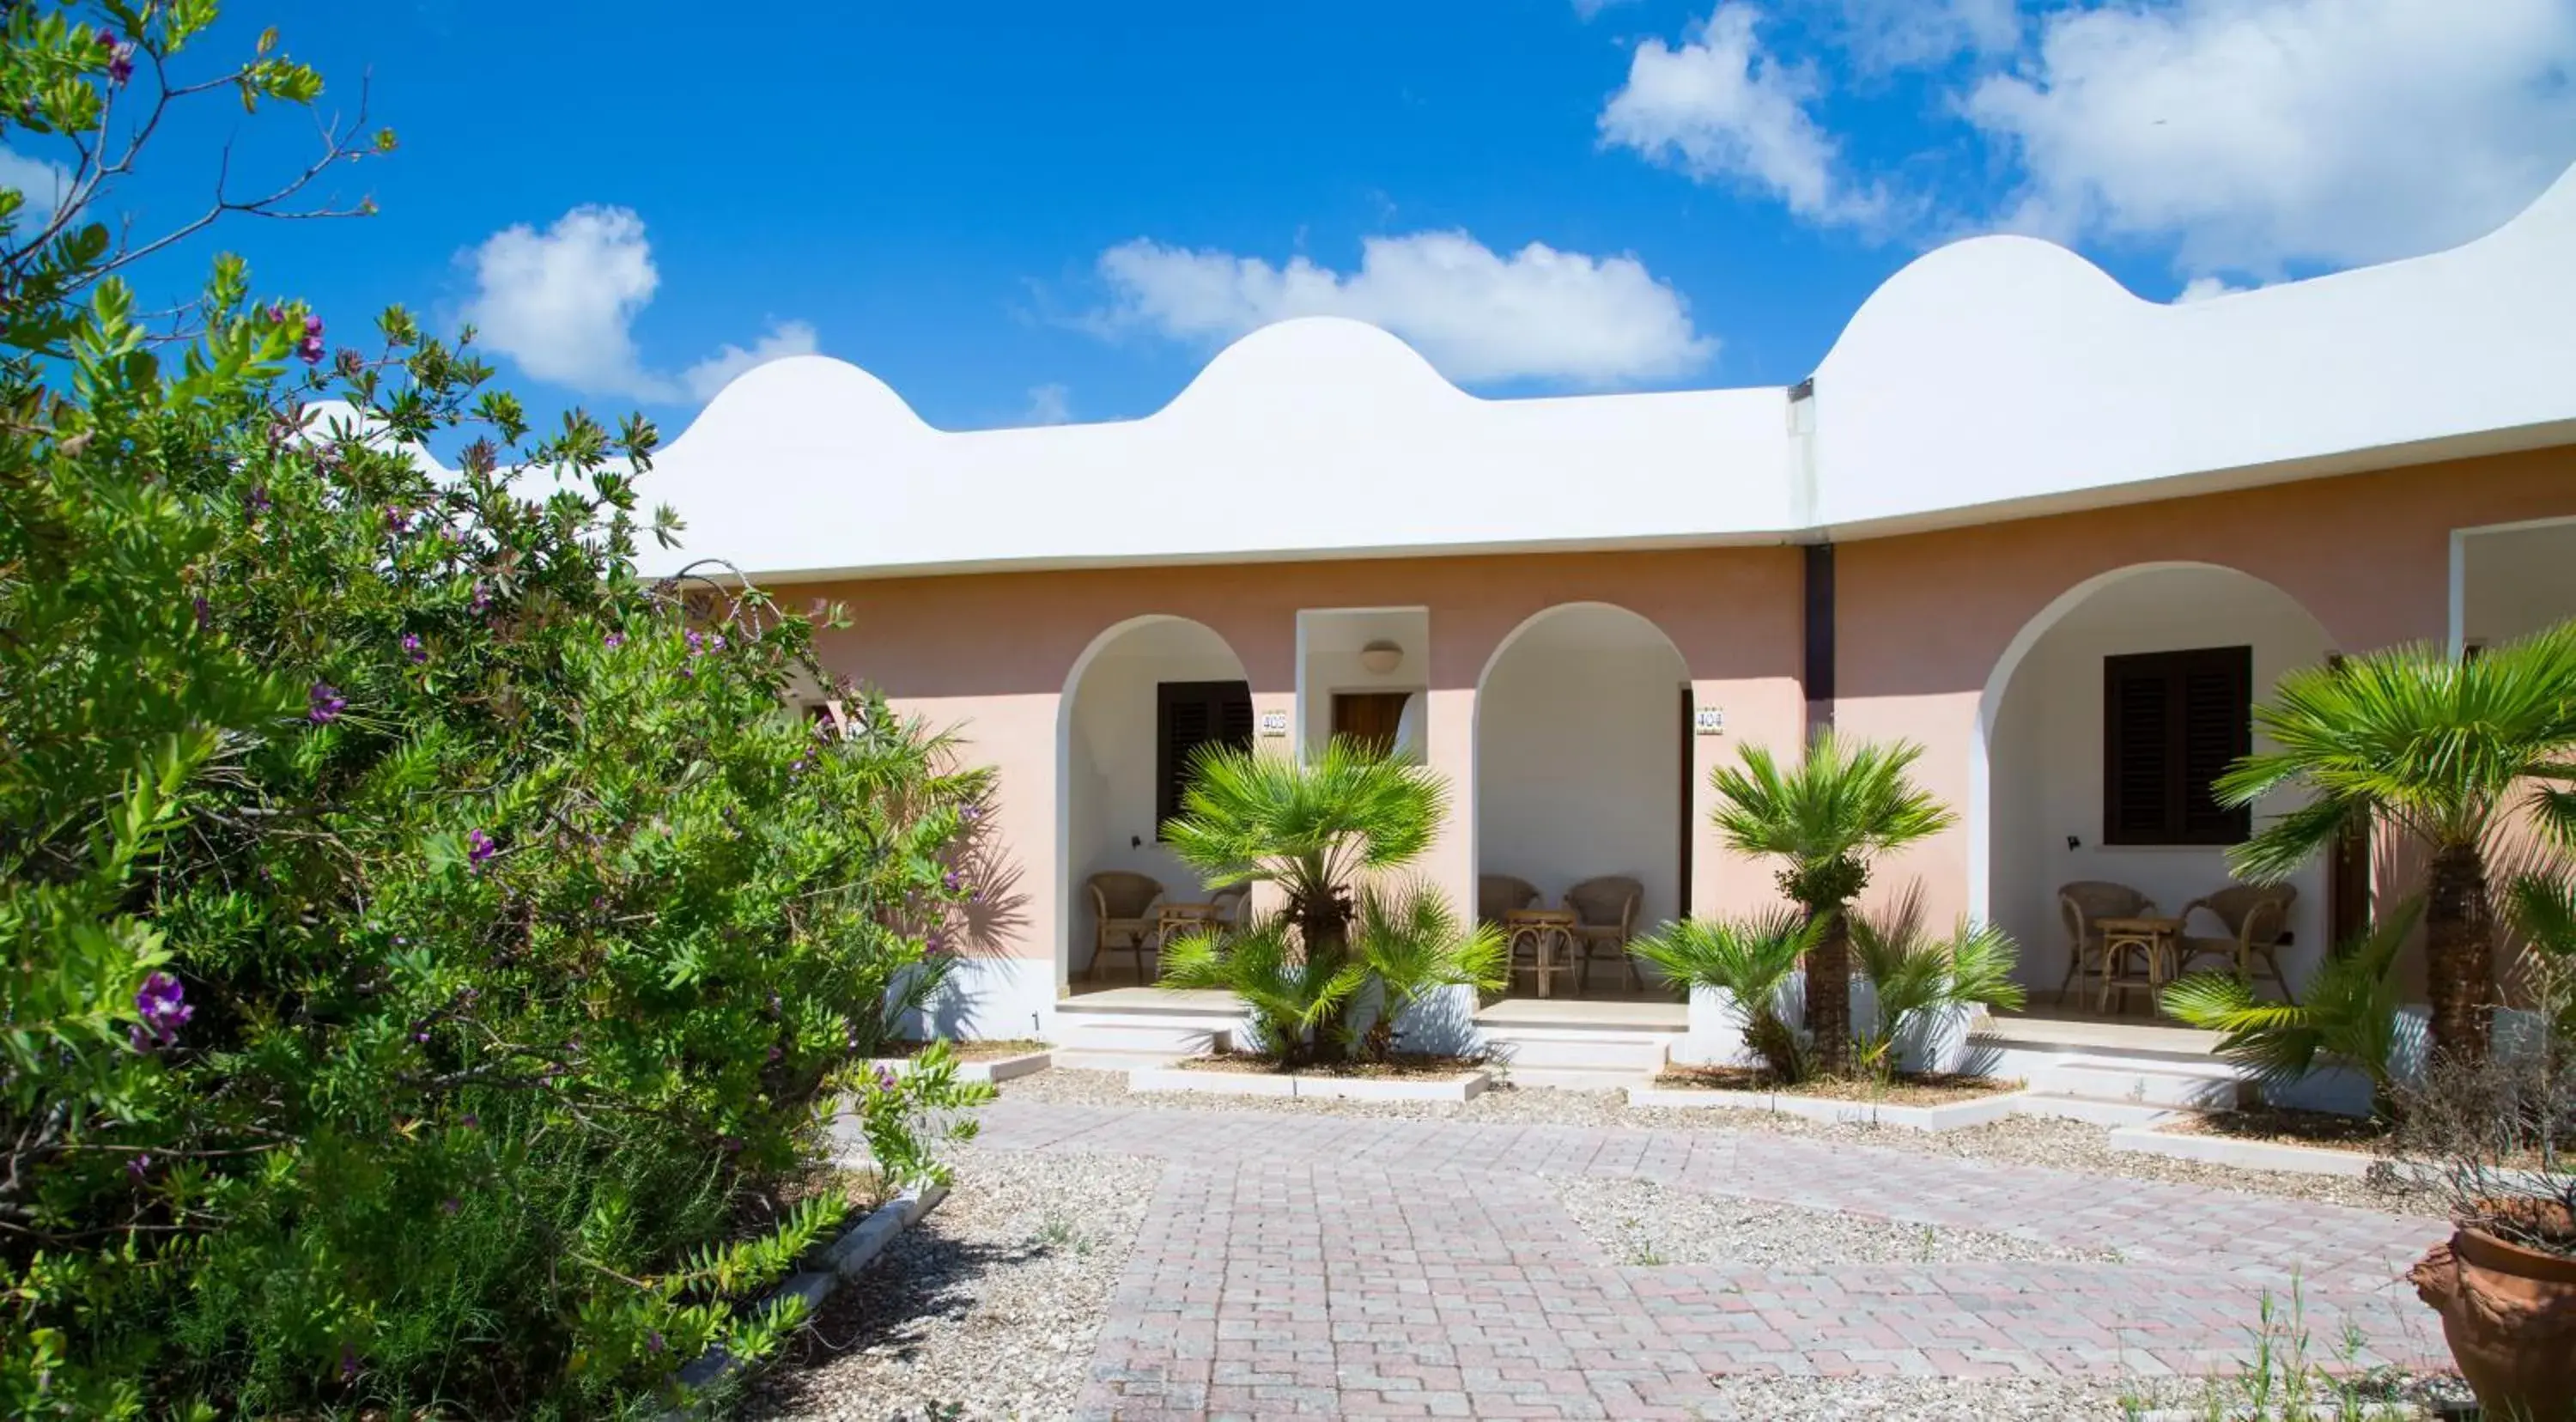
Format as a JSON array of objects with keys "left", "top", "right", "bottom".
[{"left": 0, "top": 5, "right": 990, "bottom": 1415}]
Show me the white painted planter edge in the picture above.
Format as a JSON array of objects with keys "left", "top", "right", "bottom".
[{"left": 1129, "top": 1066, "right": 1491, "bottom": 1102}]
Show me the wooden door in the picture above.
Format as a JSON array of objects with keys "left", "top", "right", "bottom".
[{"left": 1331, "top": 692, "right": 1411, "bottom": 755}]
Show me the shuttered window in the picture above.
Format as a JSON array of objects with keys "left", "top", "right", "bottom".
[
  {"left": 2102, "top": 647, "right": 2251, "bottom": 846},
  {"left": 1157, "top": 680, "right": 1254, "bottom": 836}
]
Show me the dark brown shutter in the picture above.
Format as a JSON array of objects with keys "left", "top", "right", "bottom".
[
  {"left": 2104, "top": 647, "right": 2251, "bottom": 846},
  {"left": 1157, "top": 680, "right": 1253, "bottom": 834}
]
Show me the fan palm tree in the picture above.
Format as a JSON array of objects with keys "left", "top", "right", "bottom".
[
  {"left": 2163, "top": 896, "right": 2424, "bottom": 1120},
  {"left": 1158, "top": 738, "right": 1469, "bottom": 1065},
  {"left": 1349, "top": 880, "right": 1507, "bottom": 1060},
  {"left": 1849, "top": 897, "right": 2026, "bottom": 1084},
  {"left": 1162, "top": 736, "right": 1443, "bottom": 957},
  {"left": 2215, "top": 620, "right": 2576, "bottom": 1062},
  {"left": 1628, "top": 911, "right": 1824, "bottom": 1083},
  {"left": 1708, "top": 732, "right": 1955, "bottom": 1077}
]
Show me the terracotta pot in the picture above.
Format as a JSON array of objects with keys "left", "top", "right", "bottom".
[{"left": 2409, "top": 1201, "right": 2576, "bottom": 1420}]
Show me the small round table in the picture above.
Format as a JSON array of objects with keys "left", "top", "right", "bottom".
[
  {"left": 1153, "top": 902, "right": 1224, "bottom": 952},
  {"left": 2095, "top": 915, "right": 2184, "bottom": 1016},
  {"left": 1503, "top": 908, "right": 1581, "bottom": 999}
]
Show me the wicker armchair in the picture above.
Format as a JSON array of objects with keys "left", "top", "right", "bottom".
[
  {"left": 1205, "top": 883, "right": 1250, "bottom": 932},
  {"left": 2058, "top": 881, "right": 2156, "bottom": 1004},
  {"left": 1478, "top": 874, "right": 1540, "bottom": 928},
  {"left": 2178, "top": 883, "right": 2299, "bottom": 1001},
  {"left": 1086, "top": 872, "right": 1164, "bottom": 983},
  {"left": 1564, "top": 876, "right": 1644, "bottom": 994}
]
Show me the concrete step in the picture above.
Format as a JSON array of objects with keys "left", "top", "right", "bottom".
[
  {"left": 1048, "top": 1048, "right": 1188, "bottom": 1073},
  {"left": 1053, "top": 1020, "right": 1234, "bottom": 1055},
  {"left": 2013, "top": 1092, "right": 2185, "bottom": 1128},
  {"left": 1495, "top": 1066, "right": 1657, "bottom": 1092},
  {"left": 2031, "top": 1057, "right": 2244, "bottom": 1110},
  {"left": 1476, "top": 1025, "right": 1676, "bottom": 1073}
]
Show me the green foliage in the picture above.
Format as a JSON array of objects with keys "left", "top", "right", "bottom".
[
  {"left": 1351, "top": 880, "right": 1507, "bottom": 1060},
  {"left": 1159, "top": 918, "right": 1372, "bottom": 1063},
  {"left": 1163, "top": 737, "right": 1443, "bottom": 938},
  {"left": 1157, "top": 739, "right": 1483, "bottom": 1066},
  {"left": 2161, "top": 897, "right": 2424, "bottom": 1114},
  {"left": 2218, "top": 623, "right": 2576, "bottom": 882},
  {"left": 0, "top": 7, "right": 993, "bottom": 1414},
  {"left": 1849, "top": 896, "right": 2026, "bottom": 1083},
  {"left": 1627, "top": 912, "right": 1822, "bottom": 1083},
  {"left": 1707, "top": 732, "right": 1955, "bottom": 914}
]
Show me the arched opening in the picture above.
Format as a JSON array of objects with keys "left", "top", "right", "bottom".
[
  {"left": 1473, "top": 602, "right": 1691, "bottom": 1002},
  {"left": 1057, "top": 616, "right": 1251, "bottom": 998},
  {"left": 1977, "top": 563, "right": 2335, "bottom": 1015}
]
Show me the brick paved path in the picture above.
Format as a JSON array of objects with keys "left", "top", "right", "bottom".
[{"left": 971, "top": 1101, "right": 2449, "bottom": 1419}]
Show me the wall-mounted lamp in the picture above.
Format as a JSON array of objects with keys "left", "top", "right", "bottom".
[
  {"left": 1358, "top": 640, "right": 1404, "bottom": 674},
  {"left": 2066, "top": 835, "right": 2081, "bottom": 851}
]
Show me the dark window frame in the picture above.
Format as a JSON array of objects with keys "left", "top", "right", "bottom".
[
  {"left": 2102, "top": 646, "right": 2252, "bottom": 847},
  {"left": 1156, "top": 680, "right": 1254, "bottom": 836}
]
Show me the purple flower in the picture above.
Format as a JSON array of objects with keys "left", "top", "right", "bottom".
[
  {"left": 414, "top": 1031, "right": 429, "bottom": 1043},
  {"left": 766, "top": 1046, "right": 782, "bottom": 1063},
  {"left": 961, "top": 805, "right": 981, "bottom": 823},
  {"left": 441, "top": 1196, "right": 461, "bottom": 1214},
  {"left": 339, "top": 1346, "right": 360, "bottom": 1382},
  {"left": 264, "top": 303, "right": 287, "bottom": 325},
  {"left": 647, "top": 1330, "right": 666, "bottom": 1354},
  {"left": 303, "top": 313, "right": 325, "bottom": 338},
  {"left": 684, "top": 629, "right": 704, "bottom": 653},
  {"left": 604, "top": 630, "right": 624, "bottom": 650},
  {"left": 192, "top": 595, "right": 211, "bottom": 630},
  {"left": 720, "top": 1134, "right": 745, "bottom": 1153},
  {"left": 134, "top": 971, "right": 193, "bottom": 1049},
  {"left": 298, "top": 335, "right": 325, "bottom": 365},
  {"left": 126, "top": 1153, "right": 150, "bottom": 1181},
  {"left": 401, "top": 633, "right": 426, "bottom": 663},
  {"left": 461, "top": 1113, "right": 479, "bottom": 1128},
  {"left": 466, "top": 829, "right": 497, "bottom": 868},
  {"left": 874, "top": 1066, "right": 898, "bottom": 1092},
  {"left": 385, "top": 507, "right": 411, "bottom": 534},
  {"left": 307, "top": 682, "right": 345, "bottom": 724},
  {"left": 469, "top": 582, "right": 491, "bottom": 613},
  {"left": 100, "top": 37, "right": 132, "bottom": 85},
  {"left": 942, "top": 870, "right": 962, "bottom": 891},
  {"left": 246, "top": 485, "right": 271, "bottom": 515},
  {"left": 710, "top": 634, "right": 726, "bottom": 652}
]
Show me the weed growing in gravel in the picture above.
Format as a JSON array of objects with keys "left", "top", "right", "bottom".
[
  {"left": 1036, "top": 1213, "right": 1096, "bottom": 1255},
  {"left": 2120, "top": 1275, "right": 2421, "bottom": 1422},
  {"left": 1622, "top": 1243, "right": 1669, "bottom": 1266}
]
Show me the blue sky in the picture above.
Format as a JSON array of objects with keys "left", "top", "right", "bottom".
[{"left": 39, "top": 0, "right": 2576, "bottom": 434}]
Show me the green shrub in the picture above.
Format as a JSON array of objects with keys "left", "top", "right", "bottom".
[{"left": 0, "top": 6, "right": 991, "bottom": 1415}]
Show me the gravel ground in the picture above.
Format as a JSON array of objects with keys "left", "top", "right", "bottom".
[
  {"left": 1001, "top": 1069, "right": 2427, "bottom": 1211},
  {"left": 1696, "top": 1375, "right": 2441, "bottom": 1420},
  {"left": 743, "top": 1148, "right": 1157, "bottom": 1422},
  {"left": 1558, "top": 1174, "right": 2123, "bottom": 1267}
]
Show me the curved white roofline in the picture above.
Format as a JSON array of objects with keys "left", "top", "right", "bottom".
[{"left": 638, "top": 163, "right": 2576, "bottom": 582}]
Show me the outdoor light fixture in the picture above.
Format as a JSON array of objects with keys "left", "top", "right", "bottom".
[{"left": 1359, "top": 640, "right": 1404, "bottom": 674}]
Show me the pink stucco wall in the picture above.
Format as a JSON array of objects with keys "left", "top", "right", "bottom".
[{"left": 794, "top": 446, "right": 2574, "bottom": 985}]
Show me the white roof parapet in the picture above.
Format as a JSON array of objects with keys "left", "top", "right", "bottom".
[{"left": 638, "top": 163, "right": 2576, "bottom": 581}]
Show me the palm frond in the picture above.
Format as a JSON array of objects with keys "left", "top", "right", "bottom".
[
  {"left": 1161, "top": 738, "right": 1445, "bottom": 902},
  {"left": 2160, "top": 895, "right": 2423, "bottom": 1101},
  {"left": 1628, "top": 911, "right": 1820, "bottom": 1082},
  {"left": 1850, "top": 903, "right": 2026, "bottom": 1078},
  {"left": 1353, "top": 878, "right": 1507, "bottom": 1011},
  {"left": 1708, "top": 730, "right": 1955, "bottom": 884}
]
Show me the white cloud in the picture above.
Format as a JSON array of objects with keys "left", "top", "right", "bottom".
[
  {"left": 1807, "top": 0, "right": 2019, "bottom": 72},
  {"left": 1020, "top": 383, "right": 1073, "bottom": 425},
  {"left": 1598, "top": 6, "right": 1886, "bottom": 229},
  {"left": 1966, "top": 0, "right": 2576, "bottom": 276},
  {"left": 0, "top": 146, "right": 70, "bottom": 222},
  {"left": 1084, "top": 230, "right": 1712, "bottom": 386},
  {"left": 682, "top": 319, "right": 818, "bottom": 401},
  {"left": 1572, "top": 0, "right": 1636, "bottom": 18},
  {"left": 463, "top": 206, "right": 820, "bottom": 404},
  {"left": 2172, "top": 276, "right": 2245, "bottom": 303}
]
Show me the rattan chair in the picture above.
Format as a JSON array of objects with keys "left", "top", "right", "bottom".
[
  {"left": 2177, "top": 883, "right": 2299, "bottom": 1001},
  {"left": 1478, "top": 874, "right": 1540, "bottom": 928},
  {"left": 2058, "top": 881, "right": 2157, "bottom": 1005},
  {"left": 1086, "top": 872, "right": 1164, "bottom": 983},
  {"left": 1206, "top": 882, "right": 1249, "bottom": 931},
  {"left": 1564, "top": 876, "right": 1644, "bottom": 994}
]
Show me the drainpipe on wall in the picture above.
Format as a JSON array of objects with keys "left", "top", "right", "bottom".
[{"left": 1788, "top": 375, "right": 1832, "bottom": 735}]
